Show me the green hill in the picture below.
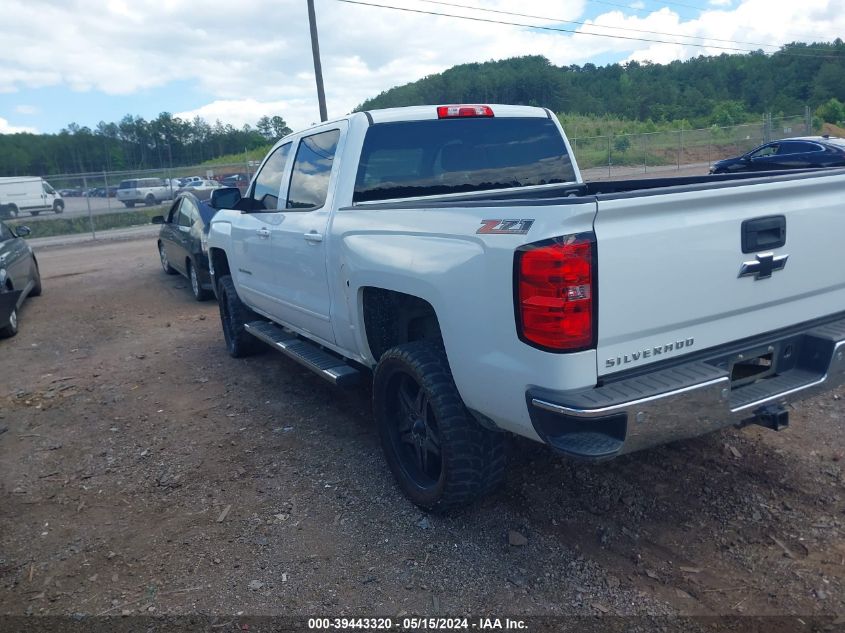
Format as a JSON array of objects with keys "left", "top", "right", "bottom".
[{"left": 357, "top": 42, "right": 845, "bottom": 128}]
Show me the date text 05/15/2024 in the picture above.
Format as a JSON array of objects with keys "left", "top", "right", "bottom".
[{"left": 307, "top": 617, "right": 527, "bottom": 630}]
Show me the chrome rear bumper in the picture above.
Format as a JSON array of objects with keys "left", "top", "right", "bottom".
[{"left": 527, "top": 316, "right": 845, "bottom": 459}]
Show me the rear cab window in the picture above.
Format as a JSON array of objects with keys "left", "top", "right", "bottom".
[{"left": 353, "top": 117, "right": 577, "bottom": 204}]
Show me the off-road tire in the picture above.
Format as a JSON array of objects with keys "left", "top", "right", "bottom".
[
  {"left": 373, "top": 340, "right": 506, "bottom": 512},
  {"left": 217, "top": 275, "right": 261, "bottom": 358}
]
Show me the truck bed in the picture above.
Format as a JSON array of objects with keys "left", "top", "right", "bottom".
[{"left": 347, "top": 167, "right": 843, "bottom": 209}]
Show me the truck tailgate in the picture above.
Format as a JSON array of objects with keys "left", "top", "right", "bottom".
[{"left": 593, "top": 172, "right": 845, "bottom": 377}]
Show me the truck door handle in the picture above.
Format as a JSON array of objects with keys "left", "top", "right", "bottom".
[
  {"left": 256, "top": 228, "right": 270, "bottom": 238},
  {"left": 304, "top": 232, "right": 323, "bottom": 243}
]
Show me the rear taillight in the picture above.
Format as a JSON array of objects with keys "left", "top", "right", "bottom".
[
  {"left": 437, "top": 105, "right": 494, "bottom": 118},
  {"left": 515, "top": 233, "right": 596, "bottom": 352}
]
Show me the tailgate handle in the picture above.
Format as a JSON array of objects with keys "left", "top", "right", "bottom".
[{"left": 742, "top": 215, "right": 785, "bottom": 254}]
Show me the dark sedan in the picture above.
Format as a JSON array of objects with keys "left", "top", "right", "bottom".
[
  {"left": 0, "top": 221, "right": 41, "bottom": 338},
  {"left": 152, "top": 193, "right": 217, "bottom": 301},
  {"left": 710, "top": 136, "right": 845, "bottom": 174}
]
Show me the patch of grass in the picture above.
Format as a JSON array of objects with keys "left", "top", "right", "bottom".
[
  {"left": 9, "top": 207, "right": 165, "bottom": 238},
  {"left": 200, "top": 145, "right": 272, "bottom": 167}
]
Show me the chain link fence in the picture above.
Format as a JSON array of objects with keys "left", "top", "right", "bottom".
[
  {"left": 1, "top": 161, "right": 257, "bottom": 240},
  {"left": 574, "top": 114, "right": 811, "bottom": 180},
  {"left": 2, "top": 114, "right": 814, "bottom": 240}
]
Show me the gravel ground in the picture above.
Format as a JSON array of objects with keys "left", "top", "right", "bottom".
[{"left": 0, "top": 238, "right": 843, "bottom": 630}]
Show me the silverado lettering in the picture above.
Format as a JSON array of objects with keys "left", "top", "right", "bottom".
[{"left": 605, "top": 338, "right": 696, "bottom": 369}]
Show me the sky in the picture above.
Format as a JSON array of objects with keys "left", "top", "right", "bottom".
[{"left": 0, "top": 0, "right": 843, "bottom": 135}]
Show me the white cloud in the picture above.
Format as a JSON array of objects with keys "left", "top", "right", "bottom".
[
  {"left": 574, "top": 1, "right": 844, "bottom": 65},
  {"left": 175, "top": 99, "right": 316, "bottom": 129},
  {"left": 15, "top": 104, "right": 39, "bottom": 115},
  {"left": 630, "top": 1, "right": 646, "bottom": 9},
  {"left": 0, "top": 117, "right": 37, "bottom": 133},
  {"left": 0, "top": 0, "right": 842, "bottom": 132}
]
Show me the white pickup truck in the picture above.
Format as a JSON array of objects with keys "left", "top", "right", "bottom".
[{"left": 206, "top": 104, "right": 845, "bottom": 511}]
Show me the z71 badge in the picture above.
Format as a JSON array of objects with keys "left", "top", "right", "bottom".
[{"left": 476, "top": 219, "right": 534, "bottom": 235}]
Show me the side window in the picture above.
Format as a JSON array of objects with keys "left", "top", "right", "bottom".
[
  {"left": 185, "top": 198, "right": 200, "bottom": 223},
  {"left": 166, "top": 199, "right": 181, "bottom": 223},
  {"left": 251, "top": 143, "right": 291, "bottom": 210},
  {"left": 751, "top": 144, "right": 778, "bottom": 158},
  {"left": 177, "top": 200, "right": 193, "bottom": 228},
  {"left": 286, "top": 129, "right": 340, "bottom": 210},
  {"left": 786, "top": 141, "right": 823, "bottom": 154}
]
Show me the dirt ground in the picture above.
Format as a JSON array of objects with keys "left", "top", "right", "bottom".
[{"left": 1, "top": 238, "right": 844, "bottom": 628}]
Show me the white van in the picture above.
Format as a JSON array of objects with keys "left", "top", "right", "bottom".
[{"left": 0, "top": 177, "right": 65, "bottom": 218}]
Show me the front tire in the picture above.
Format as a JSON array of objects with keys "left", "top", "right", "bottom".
[
  {"left": 145, "top": 194, "right": 156, "bottom": 206},
  {"left": 30, "top": 262, "right": 42, "bottom": 297},
  {"left": 188, "top": 259, "right": 211, "bottom": 301},
  {"left": 53, "top": 200, "right": 64, "bottom": 213},
  {"left": 373, "top": 341, "right": 505, "bottom": 512},
  {"left": 0, "top": 286, "right": 18, "bottom": 338},
  {"left": 217, "top": 275, "right": 261, "bottom": 358},
  {"left": 158, "top": 243, "right": 177, "bottom": 275}
]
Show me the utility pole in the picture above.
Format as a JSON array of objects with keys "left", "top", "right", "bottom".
[{"left": 307, "top": 0, "right": 328, "bottom": 122}]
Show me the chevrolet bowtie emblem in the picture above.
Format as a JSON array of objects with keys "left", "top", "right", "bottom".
[{"left": 738, "top": 252, "right": 788, "bottom": 280}]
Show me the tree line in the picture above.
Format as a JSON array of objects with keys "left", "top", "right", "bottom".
[
  {"left": 4, "top": 41, "right": 845, "bottom": 177},
  {"left": 358, "top": 41, "right": 845, "bottom": 129},
  {"left": 0, "top": 113, "right": 291, "bottom": 177}
]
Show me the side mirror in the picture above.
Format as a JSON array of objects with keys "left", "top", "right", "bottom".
[
  {"left": 151, "top": 215, "right": 165, "bottom": 224},
  {"left": 15, "top": 225, "right": 31, "bottom": 237},
  {"left": 210, "top": 187, "right": 242, "bottom": 210}
]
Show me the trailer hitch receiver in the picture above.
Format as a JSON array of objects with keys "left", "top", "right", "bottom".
[{"left": 753, "top": 403, "right": 789, "bottom": 431}]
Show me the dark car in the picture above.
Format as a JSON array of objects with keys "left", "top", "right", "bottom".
[
  {"left": 0, "top": 221, "right": 41, "bottom": 338},
  {"left": 710, "top": 136, "right": 845, "bottom": 174},
  {"left": 152, "top": 193, "right": 217, "bottom": 301}
]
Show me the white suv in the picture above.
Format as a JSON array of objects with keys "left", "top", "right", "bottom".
[{"left": 117, "top": 178, "right": 174, "bottom": 208}]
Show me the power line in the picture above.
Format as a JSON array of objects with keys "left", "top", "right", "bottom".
[
  {"left": 334, "top": 0, "right": 843, "bottom": 58},
  {"left": 418, "top": 0, "right": 781, "bottom": 50}
]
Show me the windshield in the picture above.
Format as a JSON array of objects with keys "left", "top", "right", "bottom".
[{"left": 353, "top": 116, "right": 576, "bottom": 203}]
